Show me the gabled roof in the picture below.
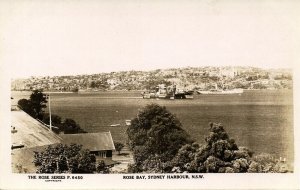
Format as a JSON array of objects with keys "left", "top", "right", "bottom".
[{"left": 60, "top": 132, "right": 115, "bottom": 151}]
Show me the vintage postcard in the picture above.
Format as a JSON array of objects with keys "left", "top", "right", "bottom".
[{"left": 0, "top": 0, "right": 299, "bottom": 189}]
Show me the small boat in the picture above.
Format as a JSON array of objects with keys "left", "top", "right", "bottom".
[
  {"left": 11, "top": 143, "right": 25, "bottom": 150},
  {"left": 125, "top": 120, "right": 131, "bottom": 126},
  {"left": 110, "top": 124, "right": 121, "bottom": 127}
]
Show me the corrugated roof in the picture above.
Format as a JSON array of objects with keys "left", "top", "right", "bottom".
[
  {"left": 11, "top": 111, "right": 62, "bottom": 148},
  {"left": 60, "top": 132, "right": 115, "bottom": 151}
]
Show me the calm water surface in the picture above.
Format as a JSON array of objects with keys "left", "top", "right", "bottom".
[{"left": 11, "top": 90, "right": 294, "bottom": 162}]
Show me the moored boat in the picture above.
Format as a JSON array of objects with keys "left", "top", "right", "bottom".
[
  {"left": 197, "top": 83, "right": 243, "bottom": 95},
  {"left": 142, "top": 84, "right": 194, "bottom": 99},
  {"left": 197, "top": 88, "right": 243, "bottom": 95}
]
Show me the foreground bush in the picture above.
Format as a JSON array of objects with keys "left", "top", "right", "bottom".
[
  {"left": 33, "top": 144, "right": 109, "bottom": 173},
  {"left": 248, "top": 153, "right": 289, "bottom": 173},
  {"left": 171, "top": 123, "right": 253, "bottom": 173}
]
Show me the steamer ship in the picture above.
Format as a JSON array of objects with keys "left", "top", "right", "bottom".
[{"left": 141, "top": 84, "right": 193, "bottom": 99}]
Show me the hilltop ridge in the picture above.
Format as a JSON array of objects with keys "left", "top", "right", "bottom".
[{"left": 11, "top": 66, "right": 292, "bottom": 92}]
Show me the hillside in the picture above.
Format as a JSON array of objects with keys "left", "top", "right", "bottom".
[{"left": 11, "top": 66, "right": 293, "bottom": 92}]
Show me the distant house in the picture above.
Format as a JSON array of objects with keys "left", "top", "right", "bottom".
[{"left": 60, "top": 132, "right": 115, "bottom": 159}]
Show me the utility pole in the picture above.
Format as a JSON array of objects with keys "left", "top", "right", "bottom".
[{"left": 48, "top": 93, "right": 52, "bottom": 131}]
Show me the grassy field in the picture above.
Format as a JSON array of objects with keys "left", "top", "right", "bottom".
[{"left": 11, "top": 90, "right": 294, "bottom": 163}]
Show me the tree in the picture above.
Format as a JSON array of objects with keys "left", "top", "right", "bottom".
[
  {"left": 42, "top": 116, "right": 86, "bottom": 134},
  {"left": 248, "top": 153, "right": 288, "bottom": 173},
  {"left": 96, "top": 160, "right": 110, "bottom": 174},
  {"left": 17, "top": 99, "right": 34, "bottom": 117},
  {"left": 126, "top": 104, "right": 192, "bottom": 172},
  {"left": 171, "top": 143, "right": 200, "bottom": 173},
  {"left": 17, "top": 90, "right": 48, "bottom": 119},
  {"left": 114, "top": 142, "right": 124, "bottom": 155},
  {"left": 90, "top": 81, "right": 97, "bottom": 88},
  {"left": 42, "top": 113, "right": 62, "bottom": 126},
  {"left": 42, "top": 114, "right": 62, "bottom": 134},
  {"left": 171, "top": 123, "right": 253, "bottom": 173},
  {"left": 29, "top": 90, "right": 48, "bottom": 119},
  {"left": 72, "top": 87, "right": 79, "bottom": 93},
  {"left": 33, "top": 144, "right": 99, "bottom": 173},
  {"left": 62, "top": 118, "right": 86, "bottom": 134}
]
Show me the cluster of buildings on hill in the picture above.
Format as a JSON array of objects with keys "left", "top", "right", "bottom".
[{"left": 11, "top": 66, "right": 293, "bottom": 92}]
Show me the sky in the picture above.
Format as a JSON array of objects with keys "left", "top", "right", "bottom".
[{"left": 1, "top": 0, "right": 299, "bottom": 78}]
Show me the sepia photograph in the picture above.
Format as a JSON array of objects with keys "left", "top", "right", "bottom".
[{"left": 0, "top": 0, "right": 299, "bottom": 189}]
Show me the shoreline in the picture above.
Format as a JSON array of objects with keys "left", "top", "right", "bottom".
[{"left": 11, "top": 88, "right": 292, "bottom": 93}]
